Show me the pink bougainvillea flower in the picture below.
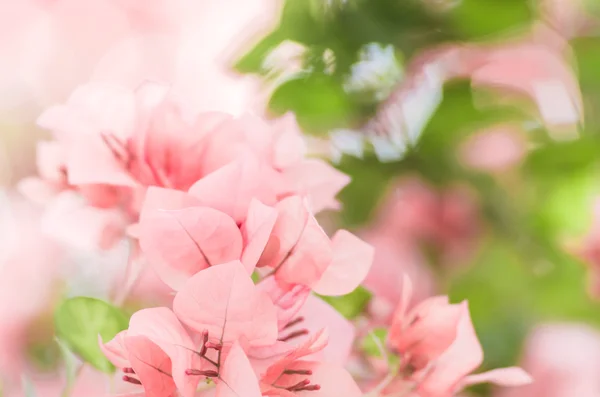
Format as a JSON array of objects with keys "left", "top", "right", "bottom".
[
  {"left": 539, "top": 0, "right": 598, "bottom": 39},
  {"left": 0, "top": 0, "right": 279, "bottom": 113},
  {"left": 361, "top": 231, "right": 436, "bottom": 324},
  {"left": 138, "top": 206, "right": 245, "bottom": 290},
  {"left": 387, "top": 277, "right": 463, "bottom": 371},
  {"left": 253, "top": 195, "right": 373, "bottom": 294},
  {"left": 31, "top": 81, "right": 349, "bottom": 251},
  {"left": 370, "top": 277, "right": 531, "bottom": 397},
  {"left": 138, "top": 195, "right": 278, "bottom": 290},
  {"left": 173, "top": 260, "right": 279, "bottom": 347},
  {"left": 257, "top": 276, "right": 355, "bottom": 365},
  {"left": 217, "top": 341, "right": 263, "bottom": 397},
  {"left": 100, "top": 307, "right": 202, "bottom": 397},
  {"left": 367, "top": 176, "right": 481, "bottom": 268},
  {"left": 259, "top": 329, "right": 363, "bottom": 397},
  {"left": 495, "top": 323, "right": 600, "bottom": 397},
  {"left": 0, "top": 192, "right": 63, "bottom": 382},
  {"left": 140, "top": 191, "right": 372, "bottom": 293},
  {"left": 458, "top": 124, "right": 528, "bottom": 173},
  {"left": 415, "top": 303, "right": 531, "bottom": 397}
]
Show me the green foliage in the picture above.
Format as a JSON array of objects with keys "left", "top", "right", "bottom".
[
  {"left": 361, "top": 327, "right": 388, "bottom": 358},
  {"left": 54, "top": 297, "right": 129, "bottom": 373},
  {"left": 318, "top": 286, "right": 372, "bottom": 319}
]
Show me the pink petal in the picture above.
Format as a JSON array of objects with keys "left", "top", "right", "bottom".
[
  {"left": 304, "top": 362, "right": 363, "bottom": 397},
  {"left": 262, "top": 329, "right": 329, "bottom": 384},
  {"left": 417, "top": 302, "right": 484, "bottom": 396},
  {"left": 41, "top": 191, "right": 126, "bottom": 250},
  {"left": 265, "top": 361, "right": 362, "bottom": 397},
  {"left": 312, "top": 230, "right": 374, "bottom": 296},
  {"left": 391, "top": 297, "right": 462, "bottom": 368},
  {"left": 99, "top": 331, "right": 130, "bottom": 369},
  {"left": 36, "top": 140, "right": 65, "bottom": 182},
  {"left": 138, "top": 186, "right": 200, "bottom": 220},
  {"left": 258, "top": 196, "right": 310, "bottom": 269},
  {"left": 257, "top": 276, "right": 310, "bottom": 330},
  {"left": 124, "top": 335, "right": 177, "bottom": 397},
  {"left": 241, "top": 199, "right": 278, "bottom": 273},
  {"left": 274, "top": 214, "right": 332, "bottom": 289},
  {"left": 279, "top": 159, "right": 350, "bottom": 213},
  {"left": 295, "top": 295, "right": 356, "bottom": 365},
  {"left": 138, "top": 207, "right": 243, "bottom": 290},
  {"left": 217, "top": 342, "right": 262, "bottom": 397},
  {"left": 173, "top": 260, "right": 278, "bottom": 347},
  {"left": 270, "top": 113, "right": 307, "bottom": 170},
  {"left": 17, "top": 177, "right": 61, "bottom": 205},
  {"left": 127, "top": 307, "right": 200, "bottom": 397},
  {"left": 189, "top": 154, "right": 276, "bottom": 223}
]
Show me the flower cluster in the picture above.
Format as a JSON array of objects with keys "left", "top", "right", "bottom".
[
  {"left": 14, "top": 80, "right": 534, "bottom": 397},
  {"left": 20, "top": 81, "right": 349, "bottom": 251},
  {"left": 362, "top": 277, "right": 531, "bottom": 397}
]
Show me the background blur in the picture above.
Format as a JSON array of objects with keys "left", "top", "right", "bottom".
[{"left": 3, "top": 0, "right": 600, "bottom": 396}]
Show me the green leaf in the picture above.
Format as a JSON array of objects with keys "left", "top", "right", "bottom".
[
  {"left": 361, "top": 327, "right": 401, "bottom": 371},
  {"left": 361, "top": 327, "right": 388, "bottom": 357},
  {"left": 318, "top": 286, "right": 372, "bottom": 319},
  {"left": 269, "top": 74, "right": 355, "bottom": 133},
  {"left": 448, "top": 0, "right": 532, "bottom": 39},
  {"left": 54, "top": 297, "right": 129, "bottom": 373},
  {"left": 251, "top": 271, "right": 261, "bottom": 284}
]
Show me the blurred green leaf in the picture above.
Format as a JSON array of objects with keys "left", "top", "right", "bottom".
[
  {"left": 448, "top": 0, "right": 532, "bottom": 39},
  {"left": 269, "top": 74, "right": 356, "bottom": 132},
  {"left": 361, "top": 327, "right": 388, "bottom": 358},
  {"left": 54, "top": 297, "right": 129, "bottom": 373},
  {"left": 319, "top": 286, "right": 372, "bottom": 319}
]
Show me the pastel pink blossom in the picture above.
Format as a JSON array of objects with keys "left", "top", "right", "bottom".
[
  {"left": 0, "top": 0, "right": 279, "bottom": 113},
  {"left": 496, "top": 323, "right": 600, "bottom": 397},
  {"left": 539, "top": 0, "right": 599, "bottom": 38},
  {"left": 388, "top": 278, "right": 463, "bottom": 371},
  {"left": 29, "top": 82, "right": 349, "bottom": 250},
  {"left": 377, "top": 277, "right": 531, "bottom": 397},
  {"left": 458, "top": 125, "right": 527, "bottom": 173},
  {"left": 362, "top": 232, "right": 437, "bottom": 324},
  {"left": 257, "top": 277, "right": 355, "bottom": 364},
  {"left": 100, "top": 307, "right": 202, "bottom": 397},
  {"left": 0, "top": 193, "right": 63, "bottom": 381},
  {"left": 260, "top": 329, "right": 363, "bottom": 397},
  {"left": 173, "top": 260, "right": 279, "bottom": 347},
  {"left": 371, "top": 177, "right": 481, "bottom": 268},
  {"left": 139, "top": 192, "right": 372, "bottom": 294}
]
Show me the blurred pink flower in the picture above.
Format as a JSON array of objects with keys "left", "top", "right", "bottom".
[
  {"left": 363, "top": 24, "right": 582, "bottom": 159},
  {"left": 458, "top": 124, "right": 527, "bottom": 173},
  {"left": 362, "top": 231, "right": 437, "bottom": 324},
  {"left": 0, "top": 0, "right": 279, "bottom": 114},
  {"left": 371, "top": 177, "right": 482, "bottom": 268},
  {"left": 376, "top": 278, "right": 532, "bottom": 397},
  {"left": 0, "top": 0, "right": 280, "bottom": 186},
  {"left": 0, "top": 192, "right": 63, "bottom": 382},
  {"left": 574, "top": 197, "right": 600, "bottom": 299},
  {"left": 23, "top": 82, "right": 349, "bottom": 252},
  {"left": 539, "top": 0, "right": 599, "bottom": 38},
  {"left": 496, "top": 323, "right": 600, "bottom": 397}
]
